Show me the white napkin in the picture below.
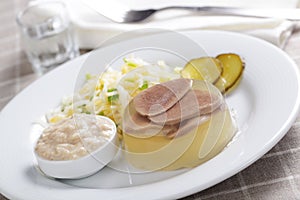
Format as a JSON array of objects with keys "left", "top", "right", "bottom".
[{"left": 35, "top": 0, "right": 299, "bottom": 49}]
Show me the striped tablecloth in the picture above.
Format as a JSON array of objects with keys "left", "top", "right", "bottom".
[{"left": 1, "top": 1, "right": 300, "bottom": 199}]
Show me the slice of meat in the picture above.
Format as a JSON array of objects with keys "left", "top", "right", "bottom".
[
  {"left": 166, "top": 115, "right": 210, "bottom": 138},
  {"left": 122, "top": 101, "right": 178, "bottom": 137},
  {"left": 149, "top": 89, "right": 223, "bottom": 125},
  {"left": 195, "top": 89, "right": 223, "bottom": 115},
  {"left": 133, "top": 78, "right": 192, "bottom": 116}
]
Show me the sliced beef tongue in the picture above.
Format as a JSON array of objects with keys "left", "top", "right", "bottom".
[
  {"left": 122, "top": 101, "right": 163, "bottom": 136},
  {"left": 166, "top": 115, "right": 210, "bottom": 138},
  {"left": 149, "top": 89, "right": 223, "bottom": 125},
  {"left": 133, "top": 78, "right": 192, "bottom": 117},
  {"left": 149, "top": 90, "right": 199, "bottom": 125},
  {"left": 125, "top": 78, "right": 223, "bottom": 138},
  {"left": 194, "top": 89, "right": 223, "bottom": 115},
  {"left": 122, "top": 101, "right": 179, "bottom": 136}
]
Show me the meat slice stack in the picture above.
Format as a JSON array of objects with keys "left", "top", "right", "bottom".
[{"left": 123, "top": 78, "right": 223, "bottom": 138}]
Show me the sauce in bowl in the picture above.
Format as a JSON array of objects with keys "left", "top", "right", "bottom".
[
  {"left": 35, "top": 114, "right": 119, "bottom": 179},
  {"left": 36, "top": 114, "right": 115, "bottom": 161}
]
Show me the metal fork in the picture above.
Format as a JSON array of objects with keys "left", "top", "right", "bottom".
[{"left": 82, "top": 1, "right": 300, "bottom": 23}]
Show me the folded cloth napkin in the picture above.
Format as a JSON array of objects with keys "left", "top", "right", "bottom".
[{"left": 34, "top": 0, "right": 299, "bottom": 49}]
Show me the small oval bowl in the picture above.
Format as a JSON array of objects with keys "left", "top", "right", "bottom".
[{"left": 35, "top": 116, "right": 119, "bottom": 179}]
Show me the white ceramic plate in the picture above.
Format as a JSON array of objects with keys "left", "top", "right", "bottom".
[{"left": 1, "top": 31, "right": 300, "bottom": 200}]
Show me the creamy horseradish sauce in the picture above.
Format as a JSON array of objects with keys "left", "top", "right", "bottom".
[{"left": 35, "top": 114, "right": 115, "bottom": 161}]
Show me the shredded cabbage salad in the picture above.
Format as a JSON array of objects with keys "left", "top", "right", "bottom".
[{"left": 46, "top": 56, "right": 181, "bottom": 134}]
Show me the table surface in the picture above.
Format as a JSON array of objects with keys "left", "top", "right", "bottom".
[{"left": 1, "top": 1, "right": 300, "bottom": 200}]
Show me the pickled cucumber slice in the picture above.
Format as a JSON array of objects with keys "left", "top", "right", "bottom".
[
  {"left": 214, "top": 53, "right": 244, "bottom": 93},
  {"left": 181, "top": 57, "right": 223, "bottom": 83}
]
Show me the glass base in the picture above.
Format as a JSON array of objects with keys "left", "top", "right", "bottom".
[{"left": 32, "top": 49, "right": 79, "bottom": 76}]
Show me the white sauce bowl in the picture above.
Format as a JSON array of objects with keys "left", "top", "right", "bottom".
[{"left": 35, "top": 115, "right": 119, "bottom": 179}]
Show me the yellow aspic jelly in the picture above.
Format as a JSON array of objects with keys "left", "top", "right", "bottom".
[{"left": 122, "top": 80, "right": 237, "bottom": 171}]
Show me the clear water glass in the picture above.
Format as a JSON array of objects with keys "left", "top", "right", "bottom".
[{"left": 16, "top": 2, "right": 79, "bottom": 75}]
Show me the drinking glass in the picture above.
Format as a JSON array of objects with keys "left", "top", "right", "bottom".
[{"left": 16, "top": 1, "right": 79, "bottom": 75}]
